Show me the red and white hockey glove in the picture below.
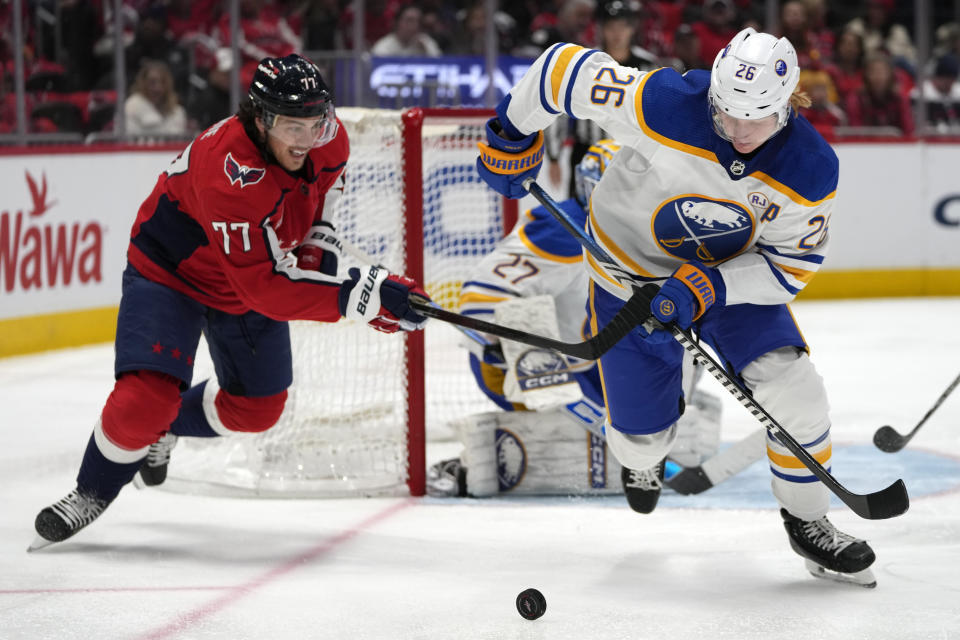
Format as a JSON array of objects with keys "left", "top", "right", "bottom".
[
  {"left": 296, "top": 222, "right": 343, "bottom": 276},
  {"left": 339, "top": 265, "right": 431, "bottom": 333}
]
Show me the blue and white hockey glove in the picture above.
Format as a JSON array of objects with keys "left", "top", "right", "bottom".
[
  {"left": 476, "top": 118, "right": 544, "bottom": 200},
  {"left": 339, "top": 266, "right": 431, "bottom": 333},
  {"left": 651, "top": 261, "right": 726, "bottom": 329}
]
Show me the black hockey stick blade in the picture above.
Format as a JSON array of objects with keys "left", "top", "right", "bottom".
[
  {"left": 846, "top": 478, "right": 909, "bottom": 520},
  {"left": 409, "top": 288, "right": 653, "bottom": 360},
  {"left": 873, "top": 425, "right": 912, "bottom": 453},
  {"left": 664, "top": 466, "right": 713, "bottom": 495},
  {"left": 872, "top": 371, "right": 960, "bottom": 453}
]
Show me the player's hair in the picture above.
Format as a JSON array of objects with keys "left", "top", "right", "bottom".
[
  {"left": 789, "top": 87, "right": 812, "bottom": 113},
  {"left": 237, "top": 97, "right": 271, "bottom": 156}
]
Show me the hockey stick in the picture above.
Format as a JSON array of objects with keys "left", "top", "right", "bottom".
[
  {"left": 665, "top": 428, "right": 766, "bottom": 494},
  {"left": 524, "top": 178, "right": 909, "bottom": 520},
  {"left": 409, "top": 291, "right": 651, "bottom": 361},
  {"left": 873, "top": 370, "right": 960, "bottom": 453}
]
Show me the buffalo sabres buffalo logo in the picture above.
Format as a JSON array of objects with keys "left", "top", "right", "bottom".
[
  {"left": 495, "top": 428, "right": 527, "bottom": 491},
  {"left": 224, "top": 153, "right": 266, "bottom": 187},
  {"left": 653, "top": 195, "right": 755, "bottom": 262},
  {"left": 515, "top": 348, "right": 572, "bottom": 391}
]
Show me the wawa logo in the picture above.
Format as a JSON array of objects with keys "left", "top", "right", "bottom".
[{"left": 0, "top": 171, "right": 103, "bottom": 293}]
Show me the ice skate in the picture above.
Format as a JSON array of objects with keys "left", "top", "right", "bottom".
[
  {"left": 780, "top": 508, "right": 877, "bottom": 588},
  {"left": 426, "top": 458, "right": 467, "bottom": 497},
  {"left": 621, "top": 459, "right": 665, "bottom": 514},
  {"left": 134, "top": 433, "right": 178, "bottom": 488},
  {"left": 29, "top": 488, "right": 111, "bottom": 551}
]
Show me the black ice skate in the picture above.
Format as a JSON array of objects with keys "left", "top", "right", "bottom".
[
  {"left": 30, "top": 488, "right": 111, "bottom": 551},
  {"left": 621, "top": 459, "right": 665, "bottom": 514},
  {"left": 426, "top": 458, "right": 468, "bottom": 497},
  {"left": 135, "top": 433, "right": 178, "bottom": 488},
  {"left": 780, "top": 508, "right": 877, "bottom": 587}
]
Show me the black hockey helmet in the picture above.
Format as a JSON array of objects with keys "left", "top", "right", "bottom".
[{"left": 249, "top": 54, "right": 333, "bottom": 123}]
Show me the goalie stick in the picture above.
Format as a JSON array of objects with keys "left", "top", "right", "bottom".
[
  {"left": 665, "top": 428, "right": 766, "bottom": 494},
  {"left": 523, "top": 178, "right": 908, "bottom": 520},
  {"left": 873, "top": 370, "right": 960, "bottom": 453}
]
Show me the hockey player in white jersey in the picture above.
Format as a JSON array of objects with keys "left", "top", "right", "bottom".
[
  {"left": 437, "top": 140, "right": 724, "bottom": 513},
  {"left": 474, "top": 28, "right": 877, "bottom": 586}
]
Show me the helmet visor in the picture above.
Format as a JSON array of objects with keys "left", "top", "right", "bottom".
[
  {"left": 709, "top": 97, "right": 782, "bottom": 153},
  {"left": 265, "top": 108, "right": 339, "bottom": 149}
]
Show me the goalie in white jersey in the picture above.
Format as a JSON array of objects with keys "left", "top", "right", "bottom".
[
  {"left": 431, "top": 141, "right": 724, "bottom": 511},
  {"left": 474, "top": 28, "right": 878, "bottom": 586}
]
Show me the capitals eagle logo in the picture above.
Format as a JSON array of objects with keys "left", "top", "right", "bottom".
[{"left": 224, "top": 153, "right": 266, "bottom": 187}]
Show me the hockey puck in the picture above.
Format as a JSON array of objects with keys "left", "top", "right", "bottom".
[{"left": 516, "top": 588, "right": 546, "bottom": 620}]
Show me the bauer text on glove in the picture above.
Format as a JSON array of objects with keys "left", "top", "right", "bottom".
[
  {"left": 339, "top": 266, "right": 431, "bottom": 333},
  {"left": 651, "top": 262, "right": 726, "bottom": 329}
]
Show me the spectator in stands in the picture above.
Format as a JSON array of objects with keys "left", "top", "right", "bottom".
[
  {"left": 779, "top": 1, "right": 830, "bottom": 69},
  {"left": 187, "top": 48, "right": 233, "bottom": 131},
  {"left": 449, "top": 1, "right": 517, "bottom": 56},
  {"left": 371, "top": 4, "right": 442, "bottom": 57},
  {"left": 800, "top": 70, "right": 847, "bottom": 136},
  {"left": 800, "top": 0, "right": 836, "bottom": 58},
  {"left": 827, "top": 29, "right": 866, "bottom": 105},
  {"left": 911, "top": 54, "right": 960, "bottom": 133},
  {"left": 339, "top": 0, "right": 398, "bottom": 50},
  {"left": 845, "top": 51, "right": 914, "bottom": 136},
  {"left": 126, "top": 5, "right": 189, "bottom": 97},
  {"left": 124, "top": 59, "right": 188, "bottom": 136},
  {"left": 690, "top": 0, "right": 739, "bottom": 65},
  {"left": 846, "top": 0, "right": 915, "bottom": 72},
  {"left": 522, "top": 0, "right": 596, "bottom": 56},
  {"left": 304, "top": 0, "right": 344, "bottom": 51},
  {"left": 213, "top": 0, "right": 302, "bottom": 69},
  {"left": 664, "top": 23, "right": 707, "bottom": 73}
]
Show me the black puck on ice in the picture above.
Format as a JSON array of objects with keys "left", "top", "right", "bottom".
[{"left": 516, "top": 588, "right": 546, "bottom": 620}]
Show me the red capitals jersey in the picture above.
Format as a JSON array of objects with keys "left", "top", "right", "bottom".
[{"left": 128, "top": 115, "right": 349, "bottom": 322}]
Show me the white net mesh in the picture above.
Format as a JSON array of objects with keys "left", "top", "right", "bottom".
[{"left": 167, "top": 108, "right": 502, "bottom": 497}]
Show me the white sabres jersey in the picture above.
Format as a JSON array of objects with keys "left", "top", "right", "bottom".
[
  {"left": 459, "top": 198, "right": 589, "bottom": 344},
  {"left": 499, "top": 43, "right": 838, "bottom": 306}
]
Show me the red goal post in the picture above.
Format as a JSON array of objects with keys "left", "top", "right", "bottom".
[{"left": 167, "top": 107, "right": 517, "bottom": 498}]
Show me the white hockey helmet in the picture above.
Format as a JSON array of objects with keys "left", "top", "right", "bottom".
[{"left": 709, "top": 28, "right": 800, "bottom": 139}]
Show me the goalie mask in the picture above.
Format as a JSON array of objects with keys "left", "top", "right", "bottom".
[
  {"left": 249, "top": 54, "right": 338, "bottom": 149},
  {"left": 574, "top": 139, "right": 621, "bottom": 208},
  {"left": 708, "top": 28, "right": 800, "bottom": 147}
]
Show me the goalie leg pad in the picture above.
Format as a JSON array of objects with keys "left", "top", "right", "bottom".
[
  {"left": 456, "top": 408, "right": 624, "bottom": 496},
  {"left": 740, "top": 347, "right": 831, "bottom": 520}
]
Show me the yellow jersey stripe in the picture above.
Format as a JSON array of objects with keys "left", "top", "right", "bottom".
[
  {"left": 768, "top": 445, "right": 832, "bottom": 469},
  {"left": 633, "top": 68, "right": 718, "bottom": 163},
  {"left": 551, "top": 46, "right": 585, "bottom": 109},
  {"left": 588, "top": 200, "right": 657, "bottom": 278},
  {"left": 774, "top": 262, "right": 817, "bottom": 284},
  {"left": 457, "top": 292, "right": 511, "bottom": 306}
]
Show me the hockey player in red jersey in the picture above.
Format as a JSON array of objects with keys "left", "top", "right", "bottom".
[{"left": 31, "top": 54, "right": 430, "bottom": 549}]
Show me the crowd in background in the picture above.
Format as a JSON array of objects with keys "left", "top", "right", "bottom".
[{"left": 2, "top": 0, "right": 960, "bottom": 140}]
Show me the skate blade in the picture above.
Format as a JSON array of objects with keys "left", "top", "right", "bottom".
[
  {"left": 804, "top": 559, "right": 876, "bottom": 588},
  {"left": 132, "top": 474, "right": 146, "bottom": 490},
  {"left": 27, "top": 535, "right": 56, "bottom": 553}
]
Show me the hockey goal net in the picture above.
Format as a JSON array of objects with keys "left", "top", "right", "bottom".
[{"left": 168, "top": 107, "right": 516, "bottom": 498}]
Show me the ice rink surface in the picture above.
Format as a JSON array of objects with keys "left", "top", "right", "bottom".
[{"left": 2, "top": 298, "right": 960, "bottom": 640}]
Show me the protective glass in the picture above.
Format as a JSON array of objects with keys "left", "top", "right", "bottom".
[{"left": 266, "top": 108, "right": 338, "bottom": 149}]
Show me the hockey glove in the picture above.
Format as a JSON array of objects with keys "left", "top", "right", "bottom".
[
  {"left": 651, "top": 261, "right": 725, "bottom": 329},
  {"left": 339, "top": 265, "right": 430, "bottom": 333},
  {"left": 296, "top": 222, "right": 343, "bottom": 276},
  {"left": 476, "top": 118, "right": 544, "bottom": 200}
]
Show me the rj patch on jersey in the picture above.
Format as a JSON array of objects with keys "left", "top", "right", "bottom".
[{"left": 653, "top": 195, "right": 754, "bottom": 263}]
